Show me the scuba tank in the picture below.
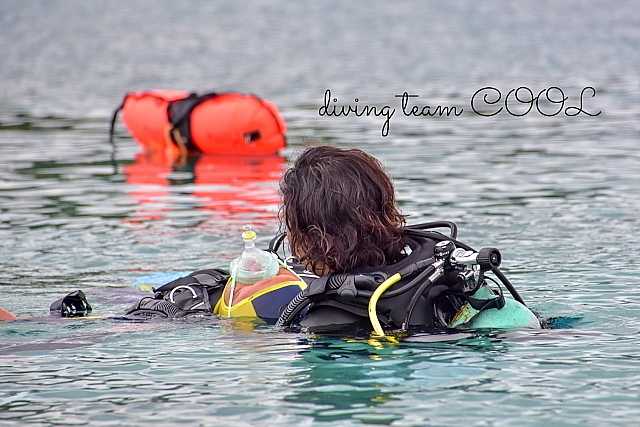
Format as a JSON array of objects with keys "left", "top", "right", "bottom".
[
  {"left": 448, "top": 284, "right": 540, "bottom": 329},
  {"left": 272, "top": 222, "right": 541, "bottom": 335}
]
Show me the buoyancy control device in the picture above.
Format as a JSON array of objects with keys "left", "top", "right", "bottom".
[
  {"left": 120, "top": 221, "right": 539, "bottom": 334},
  {"left": 271, "top": 222, "right": 541, "bottom": 335},
  {"left": 123, "top": 269, "right": 229, "bottom": 320}
]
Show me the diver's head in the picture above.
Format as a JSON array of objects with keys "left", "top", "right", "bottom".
[{"left": 279, "top": 145, "right": 406, "bottom": 275}]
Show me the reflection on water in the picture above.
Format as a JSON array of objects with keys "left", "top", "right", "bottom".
[
  {"left": 286, "top": 340, "right": 405, "bottom": 423},
  {"left": 284, "top": 335, "right": 509, "bottom": 424},
  {"left": 123, "top": 152, "right": 285, "bottom": 230}
]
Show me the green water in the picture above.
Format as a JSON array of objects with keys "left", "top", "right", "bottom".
[{"left": 1, "top": 1, "right": 640, "bottom": 425}]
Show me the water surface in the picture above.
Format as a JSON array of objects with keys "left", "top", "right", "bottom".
[{"left": 1, "top": 1, "right": 639, "bottom": 425}]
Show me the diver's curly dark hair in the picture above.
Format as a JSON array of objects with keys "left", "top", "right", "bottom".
[{"left": 280, "top": 145, "right": 406, "bottom": 274}]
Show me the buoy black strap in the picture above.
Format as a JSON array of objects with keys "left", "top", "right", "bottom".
[
  {"left": 166, "top": 93, "right": 218, "bottom": 150},
  {"left": 108, "top": 94, "right": 128, "bottom": 146}
]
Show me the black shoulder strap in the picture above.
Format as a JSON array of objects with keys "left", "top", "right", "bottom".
[{"left": 167, "top": 93, "right": 218, "bottom": 149}]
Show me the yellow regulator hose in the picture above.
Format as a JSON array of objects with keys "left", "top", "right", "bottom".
[{"left": 368, "top": 273, "right": 402, "bottom": 337}]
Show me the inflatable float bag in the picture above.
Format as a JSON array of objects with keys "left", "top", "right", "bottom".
[
  {"left": 172, "top": 93, "right": 287, "bottom": 155},
  {"left": 115, "top": 90, "right": 287, "bottom": 156},
  {"left": 120, "top": 90, "right": 190, "bottom": 153}
]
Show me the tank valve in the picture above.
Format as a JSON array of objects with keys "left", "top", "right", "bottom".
[
  {"left": 449, "top": 247, "right": 502, "bottom": 270},
  {"left": 477, "top": 247, "right": 501, "bottom": 269}
]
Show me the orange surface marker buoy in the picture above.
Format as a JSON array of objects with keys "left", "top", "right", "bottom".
[{"left": 110, "top": 90, "right": 287, "bottom": 160}]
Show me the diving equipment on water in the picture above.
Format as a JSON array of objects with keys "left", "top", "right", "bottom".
[
  {"left": 123, "top": 269, "right": 229, "bottom": 319},
  {"left": 448, "top": 284, "right": 540, "bottom": 329},
  {"left": 120, "top": 220, "right": 538, "bottom": 332},
  {"left": 229, "top": 225, "right": 280, "bottom": 285},
  {"left": 213, "top": 279, "right": 307, "bottom": 323},
  {"left": 50, "top": 290, "right": 93, "bottom": 317},
  {"left": 273, "top": 222, "right": 540, "bottom": 335},
  {"left": 227, "top": 225, "right": 280, "bottom": 317}
]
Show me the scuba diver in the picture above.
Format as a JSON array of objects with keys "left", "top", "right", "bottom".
[
  {"left": 1, "top": 145, "right": 540, "bottom": 334},
  {"left": 124, "top": 145, "right": 540, "bottom": 334}
]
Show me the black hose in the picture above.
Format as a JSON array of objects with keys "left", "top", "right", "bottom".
[
  {"left": 402, "top": 278, "right": 433, "bottom": 329},
  {"left": 422, "top": 284, "right": 450, "bottom": 328},
  {"left": 377, "top": 264, "right": 436, "bottom": 299},
  {"left": 275, "top": 292, "right": 311, "bottom": 328},
  {"left": 401, "top": 265, "right": 439, "bottom": 329},
  {"left": 491, "top": 267, "right": 526, "bottom": 306},
  {"left": 268, "top": 232, "right": 287, "bottom": 253},
  {"left": 407, "top": 221, "right": 458, "bottom": 239}
]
